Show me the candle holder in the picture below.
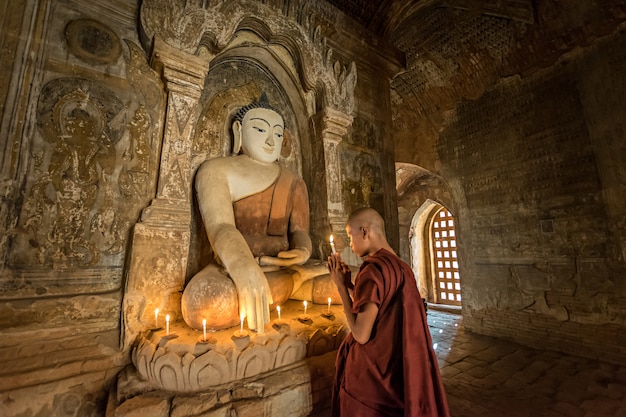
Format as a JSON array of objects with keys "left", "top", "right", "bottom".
[
  {"left": 233, "top": 329, "right": 249, "bottom": 338},
  {"left": 157, "top": 333, "right": 178, "bottom": 348},
  {"left": 231, "top": 330, "right": 250, "bottom": 350},
  {"left": 197, "top": 335, "right": 216, "bottom": 344},
  {"left": 272, "top": 321, "right": 290, "bottom": 333},
  {"left": 297, "top": 313, "right": 312, "bottom": 323},
  {"left": 321, "top": 297, "right": 333, "bottom": 319}
]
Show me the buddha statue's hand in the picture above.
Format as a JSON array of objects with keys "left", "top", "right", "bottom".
[
  {"left": 258, "top": 247, "right": 310, "bottom": 267},
  {"left": 234, "top": 269, "right": 273, "bottom": 332}
]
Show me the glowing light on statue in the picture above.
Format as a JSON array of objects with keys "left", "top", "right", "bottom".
[{"left": 330, "top": 234, "right": 336, "bottom": 255}]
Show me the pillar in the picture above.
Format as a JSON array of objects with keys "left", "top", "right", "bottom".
[{"left": 122, "top": 38, "right": 209, "bottom": 349}]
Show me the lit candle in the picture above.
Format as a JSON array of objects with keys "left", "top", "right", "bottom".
[
  {"left": 166, "top": 314, "right": 170, "bottom": 335},
  {"left": 277, "top": 305, "right": 281, "bottom": 321},
  {"left": 154, "top": 308, "right": 159, "bottom": 328},
  {"left": 202, "top": 318, "right": 207, "bottom": 342},
  {"left": 327, "top": 297, "right": 332, "bottom": 314},
  {"left": 303, "top": 300, "right": 308, "bottom": 315},
  {"left": 240, "top": 312, "right": 245, "bottom": 334},
  {"left": 329, "top": 234, "right": 336, "bottom": 255}
]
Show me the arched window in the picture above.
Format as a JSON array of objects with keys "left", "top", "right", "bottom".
[{"left": 431, "top": 207, "right": 461, "bottom": 306}]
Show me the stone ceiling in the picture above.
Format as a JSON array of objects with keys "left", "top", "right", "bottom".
[{"left": 324, "top": 0, "right": 626, "bottom": 133}]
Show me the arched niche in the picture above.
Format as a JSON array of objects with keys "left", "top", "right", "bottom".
[
  {"left": 122, "top": 1, "right": 357, "bottom": 350},
  {"left": 186, "top": 40, "right": 317, "bottom": 278}
]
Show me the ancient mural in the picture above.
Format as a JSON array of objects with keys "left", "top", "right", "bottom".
[{"left": 3, "top": 30, "right": 163, "bottom": 298}]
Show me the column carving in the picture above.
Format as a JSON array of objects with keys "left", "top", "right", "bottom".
[
  {"left": 141, "top": 37, "right": 209, "bottom": 223},
  {"left": 313, "top": 107, "right": 353, "bottom": 251},
  {"left": 122, "top": 38, "right": 210, "bottom": 350}
]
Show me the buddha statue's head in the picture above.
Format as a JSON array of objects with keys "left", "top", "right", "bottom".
[{"left": 232, "top": 96, "right": 284, "bottom": 164}]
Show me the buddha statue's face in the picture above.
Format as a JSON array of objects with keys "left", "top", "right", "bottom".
[{"left": 239, "top": 108, "right": 284, "bottom": 164}]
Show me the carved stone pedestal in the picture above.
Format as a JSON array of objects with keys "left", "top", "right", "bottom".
[{"left": 108, "top": 300, "right": 347, "bottom": 417}]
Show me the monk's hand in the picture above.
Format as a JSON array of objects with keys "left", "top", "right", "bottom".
[
  {"left": 258, "top": 247, "right": 310, "bottom": 267},
  {"left": 328, "top": 254, "right": 351, "bottom": 291}
]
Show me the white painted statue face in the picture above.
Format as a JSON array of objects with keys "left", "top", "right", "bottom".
[{"left": 240, "top": 107, "right": 284, "bottom": 164}]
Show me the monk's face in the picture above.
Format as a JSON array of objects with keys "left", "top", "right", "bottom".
[
  {"left": 240, "top": 108, "right": 284, "bottom": 163},
  {"left": 346, "top": 222, "right": 369, "bottom": 257}
]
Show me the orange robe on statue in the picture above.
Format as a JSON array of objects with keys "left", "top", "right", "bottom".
[
  {"left": 332, "top": 248, "right": 450, "bottom": 417},
  {"left": 233, "top": 166, "right": 309, "bottom": 257}
]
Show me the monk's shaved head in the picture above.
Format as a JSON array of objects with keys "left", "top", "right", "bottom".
[{"left": 348, "top": 207, "right": 386, "bottom": 237}]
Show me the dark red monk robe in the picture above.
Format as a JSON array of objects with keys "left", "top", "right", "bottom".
[{"left": 332, "top": 248, "right": 450, "bottom": 417}]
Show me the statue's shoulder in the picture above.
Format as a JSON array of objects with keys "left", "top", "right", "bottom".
[
  {"left": 197, "top": 155, "right": 241, "bottom": 178},
  {"left": 278, "top": 164, "right": 304, "bottom": 180}
]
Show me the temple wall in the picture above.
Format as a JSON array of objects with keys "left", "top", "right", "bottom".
[
  {"left": 0, "top": 1, "right": 401, "bottom": 416},
  {"left": 430, "top": 27, "right": 626, "bottom": 364},
  {"left": 0, "top": 1, "right": 154, "bottom": 415}
]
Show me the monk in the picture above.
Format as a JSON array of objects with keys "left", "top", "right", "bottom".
[
  {"left": 186, "top": 96, "right": 317, "bottom": 333},
  {"left": 327, "top": 207, "right": 450, "bottom": 417}
]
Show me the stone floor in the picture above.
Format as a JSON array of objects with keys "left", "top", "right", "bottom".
[{"left": 427, "top": 307, "right": 626, "bottom": 417}]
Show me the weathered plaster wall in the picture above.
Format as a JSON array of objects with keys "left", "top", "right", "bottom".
[
  {"left": 435, "top": 27, "right": 626, "bottom": 364},
  {"left": 0, "top": 1, "right": 401, "bottom": 416},
  {"left": 309, "top": 5, "right": 404, "bottom": 256},
  {"left": 0, "top": 0, "right": 163, "bottom": 415}
]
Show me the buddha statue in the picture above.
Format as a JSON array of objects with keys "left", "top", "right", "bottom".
[{"left": 181, "top": 97, "right": 330, "bottom": 333}]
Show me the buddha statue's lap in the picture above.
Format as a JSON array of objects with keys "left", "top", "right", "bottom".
[{"left": 181, "top": 98, "right": 335, "bottom": 332}]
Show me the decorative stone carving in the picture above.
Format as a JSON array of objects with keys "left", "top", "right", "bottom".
[
  {"left": 130, "top": 301, "right": 343, "bottom": 392},
  {"left": 311, "top": 107, "right": 354, "bottom": 253},
  {"left": 65, "top": 19, "right": 122, "bottom": 66},
  {"left": 10, "top": 78, "right": 125, "bottom": 268},
  {"left": 121, "top": 39, "right": 210, "bottom": 351},
  {"left": 139, "top": 0, "right": 357, "bottom": 115}
]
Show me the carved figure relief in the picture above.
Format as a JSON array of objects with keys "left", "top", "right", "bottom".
[
  {"left": 343, "top": 117, "right": 381, "bottom": 208},
  {"left": 9, "top": 76, "right": 148, "bottom": 268},
  {"left": 65, "top": 19, "right": 122, "bottom": 66},
  {"left": 349, "top": 116, "right": 377, "bottom": 149},
  {"left": 15, "top": 80, "right": 124, "bottom": 266}
]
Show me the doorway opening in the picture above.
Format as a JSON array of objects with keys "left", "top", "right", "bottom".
[
  {"left": 409, "top": 200, "right": 462, "bottom": 306},
  {"left": 431, "top": 207, "right": 461, "bottom": 306}
]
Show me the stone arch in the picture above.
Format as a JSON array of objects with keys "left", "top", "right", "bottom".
[
  {"left": 187, "top": 35, "right": 318, "bottom": 277},
  {"left": 409, "top": 199, "right": 443, "bottom": 301},
  {"left": 139, "top": 0, "right": 356, "bottom": 115},
  {"left": 396, "top": 162, "right": 458, "bottom": 301},
  {"left": 122, "top": 0, "right": 358, "bottom": 349}
]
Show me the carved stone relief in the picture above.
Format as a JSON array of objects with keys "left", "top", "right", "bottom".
[
  {"left": 6, "top": 79, "right": 124, "bottom": 268},
  {"left": 65, "top": 19, "right": 122, "bottom": 66},
  {"left": 139, "top": 0, "right": 357, "bottom": 115},
  {"left": 342, "top": 116, "right": 382, "bottom": 211},
  {"left": 7, "top": 37, "right": 163, "bottom": 275}
]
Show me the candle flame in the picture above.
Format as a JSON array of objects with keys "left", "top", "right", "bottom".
[
  {"left": 166, "top": 314, "right": 170, "bottom": 322},
  {"left": 330, "top": 234, "right": 334, "bottom": 243},
  {"left": 202, "top": 318, "right": 207, "bottom": 326}
]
